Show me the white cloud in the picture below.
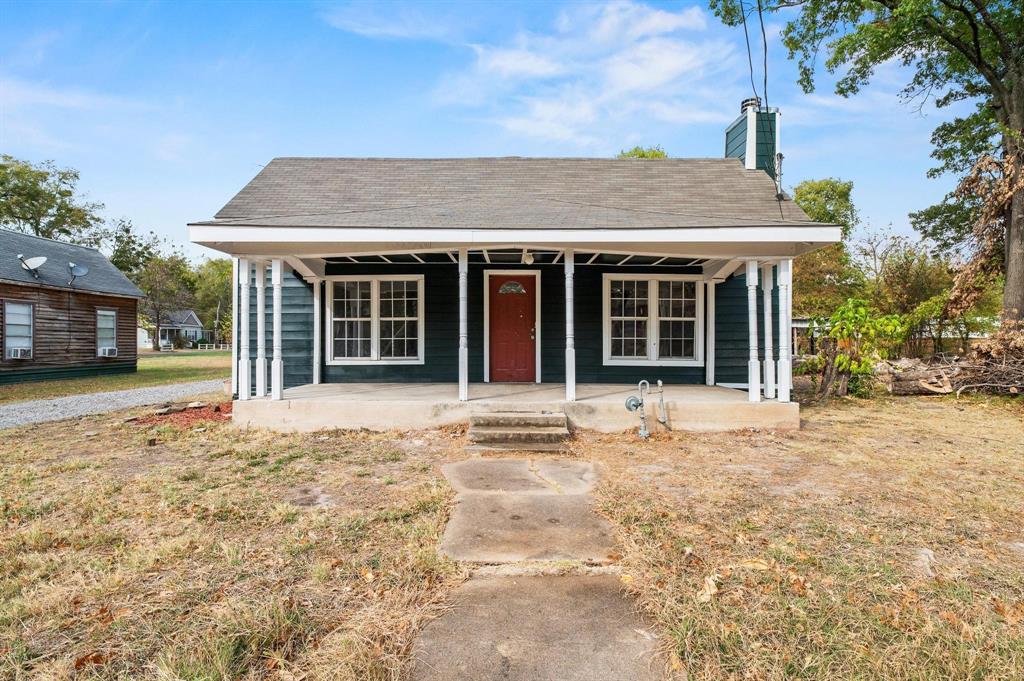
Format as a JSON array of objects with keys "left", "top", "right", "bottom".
[
  {"left": 321, "top": 3, "right": 459, "bottom": 42},
  {"left": 472, "top": 46, "right": 564, "bottom": 79},
  {"left": 585, "top": 1, "right": 707, "bottom": 43},
  {"left": 603, "top": 38, "right": 711, "bottom": 93},
  {"left": 0, "top": 76, "right": 144, "bottom": 111}
]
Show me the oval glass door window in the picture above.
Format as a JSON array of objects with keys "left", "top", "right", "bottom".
[{"left": 498, "top": 281, "right": 526, "bottom": 295}]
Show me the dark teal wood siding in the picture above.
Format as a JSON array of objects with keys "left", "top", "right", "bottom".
[
  {"left": 236, "top": 263, "right": 780, "bottom": 391},
  {"left": 714, "top": 270, "right": 780, "bottom": 384},
  {"left": 725, "top": 117, "right": 746, "bottom": 160},
  {"left": 724, "top": 111, "right": 778, "bottom": 179}
]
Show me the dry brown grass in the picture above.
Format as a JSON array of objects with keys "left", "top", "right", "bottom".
[
  {"left": 0, "top": 395, "right": 467, "bottom": 679},
  {"left": 586, "top": 395, "right": 1024, "bottom": 680},
  {"left": 3, "top": 394, "right": 1023, "bottom": 679}
]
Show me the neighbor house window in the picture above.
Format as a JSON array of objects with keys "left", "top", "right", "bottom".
[
  {"left": 97, "top": 309, "right": 117, "bottom": 354},
  {"left": 4, "top": 302, "right": 33, "bottom": 359},
  {"left": 603, "top": 275, "right": 702, "bottom": 366},
  {"left": 328, "top": 276, "right": 424, "bottom": 364}
]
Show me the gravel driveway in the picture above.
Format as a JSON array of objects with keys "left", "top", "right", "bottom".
[{"left": 0, "top": 380, "right": 226, "bottom": 429}]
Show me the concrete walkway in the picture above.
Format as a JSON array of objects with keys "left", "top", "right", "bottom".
[
  {"left": 0, "top": 380, "right": 224, "bottom": 429},
  {"left": 412, "top": 458, "right": 663, "bottom": 681}
]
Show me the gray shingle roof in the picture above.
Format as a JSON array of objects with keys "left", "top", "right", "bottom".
[
  {"left": 192, "top": 157, "right": 821, "bottom": 230},
  {"left": 0, "top": 229, "right": 144, "bottom": 298},
  {"left": 161, "top": 309, "right": 202, "bottom": 327}
]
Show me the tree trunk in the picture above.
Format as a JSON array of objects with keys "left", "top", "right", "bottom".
[{"left": 1005, "top": 186, "right": 1024, "bottom": 320}]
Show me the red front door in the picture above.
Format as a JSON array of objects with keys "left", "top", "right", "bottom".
[{"left": 489, "top": 274, "right": 537, "bottom": 382}]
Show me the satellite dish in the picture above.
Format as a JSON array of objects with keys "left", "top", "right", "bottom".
[
  {"left": 17, "top": 254, "right": 47, "bottom": 278},
  {"left": 68, "top": 262, "right": 90, "bottom": 285}
]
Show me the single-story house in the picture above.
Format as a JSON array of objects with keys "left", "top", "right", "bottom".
[
  {"left": 189, "top": 101, "right": 840, "bottom": 432},
  {"left": 137, "top": 309, "right": 207, "bottom": 349},
  {"left": 0, "top": 228, "right": 143, "bottom": 384}
]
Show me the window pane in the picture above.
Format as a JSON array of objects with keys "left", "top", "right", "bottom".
[
  {"left": 97, "top": 311, "right": 116, "bottom": 348},
  {"left": 658, "top": 319, "right": 696, "bottom": 359},
  {"left": 333, "top": 319, "right": 371, "bottom": 358},
  {"left": 5, "top": 303, "right": 32, "bottom": 350}
]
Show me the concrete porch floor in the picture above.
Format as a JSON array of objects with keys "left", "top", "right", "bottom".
[{"left": 232, "top": 382, "right": 800, "bottom": 433}]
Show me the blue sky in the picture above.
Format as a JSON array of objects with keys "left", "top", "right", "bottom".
[{"left": 1, "top": 0, "right": 967, "bottom": 259}]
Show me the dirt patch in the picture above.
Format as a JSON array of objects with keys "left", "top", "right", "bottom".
[{"left": 134, "top": 401, "right": 232, "bottom": 428}]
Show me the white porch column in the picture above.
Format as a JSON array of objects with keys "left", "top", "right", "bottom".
[
  {"left": 231, "top": 257, "right": 238, "bottom": 395},
  {"left": 745, "top": 260, "right": 761, "bottom": 402},
  {"left": 255, "top": 261, "right": 267, "bottom": 397},
  {"left": 761, "top": 264, "right": 776, "bottom": 399},
  {"left": 705, "top": 281, "right": 716, "bottom": 386},
  {"left": 237, "top": 258, "right": 251, "bottom": 400},
  {"left": 777, "top": 259, "right": 793, "bottom": 402},
  {"left": 312, "top": 278, "right": 322, "bottom": 385},
  {"left": 564, "top": 249, "right": 576, "bottom": 401},
  {"left": 458, "top": 249, "right": 468, "bottom": 401},
  {"left": 270, "top": 259, "right": 284, "bottom": 400}
]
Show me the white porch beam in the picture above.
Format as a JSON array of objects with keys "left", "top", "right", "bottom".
[
  {"left": 705, "top": 281, "right": 716, "bottom": 386},
  {"left": 283, "top": 256, "right": 325, "bottom": 280},
  {"left": 231, "top": 257, "right": 239, "bottom": 395},
  {"left": 564, "top": 249, "right": 576, "bottom": 402},
  {"left": 458, "top": 249, "right": 469, "bottom": 401},
  {"left": 703, "top": 258, "right": 742, "bottom": 281},
  {"left": 778, "top": 259, "right": 793, "bottom": 402},
  {"left": 270, "top": 259, "right": 284, "bottom": 400},
  {"left": 255, "top": 261, "right": 268, "bottom": 397},
  {"left": 237, "top": 258, "right": 251, "bottom": 401},
  {"left": 761, "top": 263, "right": 776, "bottom": 399},
  {"left": 312, "top": 278, "right": 322, "bottom": 385},
  {"left": 745, "top": 260, "right": 761, "bottom": 402}
]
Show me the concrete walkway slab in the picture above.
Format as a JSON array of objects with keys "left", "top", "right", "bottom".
[
  {"left": 411, "top": 574, "right": 662, "bottom": 681},
  {"left": 440, "top": 492, "right": 615, "bottom": 563},
  {"left": 442, "top": 458, "right": 596, "bottom": 495}
]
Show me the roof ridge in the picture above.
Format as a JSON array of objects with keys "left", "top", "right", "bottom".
[
  {"left": 0, "top": 226, "right": 101, "bottom": 252},
  {"left": 267, "top": 156, "right": 741, "bottom": 162}
]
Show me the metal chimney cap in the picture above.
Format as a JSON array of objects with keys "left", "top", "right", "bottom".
[{"left": 741, "top": 96, "right": 761, "bottom": 113}]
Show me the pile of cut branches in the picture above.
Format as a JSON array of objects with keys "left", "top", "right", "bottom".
[{"left": 950, "top": 320, "right": 1024, "bottom": 396}]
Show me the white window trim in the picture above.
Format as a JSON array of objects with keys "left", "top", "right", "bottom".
[
  {"left": 602, "top": 273, "right": 704, "bottom": 367},
  {"left": 3, "top": 300, "right": 34, "bottom": 358},
  {"left": 483, "top": 270, "right": 542, "bottom": 383},
  {"left": 325, "top": 275, "right": 425, "bottom": 366},
  {"left": 96, "top": 308, "right": 118, "bottom": 355}
]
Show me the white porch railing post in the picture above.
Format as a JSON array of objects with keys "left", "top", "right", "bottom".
[
  {"left": 564, "top": 249, "right": 576, "bottom": 401},
  {"left": 255, "top": 261, "right": 267, "bottom": 397},
  {"left": 705, "top": 281, "right": 716, "bottom": 386},
  {"left": 458, "top": 249, "right": 468, "bottom": 401},
  {"left": 778, "top": 259, "right": 793, "bottom": 402},
  {"left": 237, "top": 258, "right": 251, "bottom": 401},
  {"left": 746, "top": 260, "right": 761, "bottom": 402},
  {"left": 270, "top": 259, "right": 284, "bottom": 400},
  {"left": 761, "top": 264, "right": 776, "bottom": 399},
  {"left": 231, "top": 257, "right": 238, "bottom": 395},
  {"left": 312, "top": 278, "right": 322, "bottom": 385}
]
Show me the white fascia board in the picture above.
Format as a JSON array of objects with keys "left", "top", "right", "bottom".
[{"left": 189, "top": 225, "right": 842, "bottom": 247}]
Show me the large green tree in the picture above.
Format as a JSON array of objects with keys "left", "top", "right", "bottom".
[
  {"left": 0, "top": 154, "right": 105, "bottom": 245},
  {"left": 136, "top": 253, "right": 196, "bottom": 351},
  {"left": 711, "top": 0, "right": 1024, "bottom": 319},
  {"left": 103, "top": 218, "right": 161, "bottom": 282},
  {"left": 617, "top": 145, "right": 668, "bottom": 159},
  {"left": 791, "top": 178, "right": 864, "bottom": 317}
]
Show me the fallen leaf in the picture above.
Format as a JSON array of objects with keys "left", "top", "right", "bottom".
[
  {"left": 739, "top": 559, "right": 771, "bottom": 571},
  {"left": 74, "top": 652, "right": 107, "bottom": 669},
  {"left": 697, "top": 574, "right": 719, "bottom": 603}
]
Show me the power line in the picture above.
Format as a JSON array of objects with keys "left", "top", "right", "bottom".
[
  {"left": 756, "top": 0, "right": 769, "bottom": 111},
  {"left": 739, "top": 0, "right": 760, "bottom": 104}
]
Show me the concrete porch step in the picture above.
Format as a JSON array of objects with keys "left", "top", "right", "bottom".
[
  {"left": 470, "top": 411, "right": 567, "bottom": 428},
  {"left": 464, "top": 442, "right": 568, "bottom": 454},
  {"left": 468, "top": 425, "right": 570, "bottom": 444}
]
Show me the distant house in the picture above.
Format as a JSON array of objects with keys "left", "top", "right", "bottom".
[
  {"left": 137, "top": 309, "right": 207, "bottom": 349},
  {"left": 0, "top": 228, "right": 144, "bottom": 384}
]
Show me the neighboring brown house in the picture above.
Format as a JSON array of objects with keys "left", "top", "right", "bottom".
[{"left": 0, "top": 228, "right": 144, "bottom": 385}]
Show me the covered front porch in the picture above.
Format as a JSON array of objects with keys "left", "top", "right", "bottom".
[{"left": 232, "top": 381, "right": 800, "bottom": 432}]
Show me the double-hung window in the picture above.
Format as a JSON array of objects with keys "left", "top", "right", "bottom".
[
  {"left": 328, "top": 276, "right": 424, "bottom": 364},
  {"left": 603, "top": 275, "right": 703, "bottom": 366},
  {"left": 97, "top": 309, "right": 117, "bottom": 354},
  {"left": 3, "top": 302, "right": 33, "bottom": 360}
]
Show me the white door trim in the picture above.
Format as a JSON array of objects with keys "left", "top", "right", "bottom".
[{"left": 483, "top": 269, "right": 541, "bottom": 383}]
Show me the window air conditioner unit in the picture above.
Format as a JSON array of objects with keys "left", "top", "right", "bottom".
[
  {"left": 99, "top": 347, "right": 118, "bottom": 358},
  {"left": 7, "top": 348, "right": 32, "bottom": 360}
]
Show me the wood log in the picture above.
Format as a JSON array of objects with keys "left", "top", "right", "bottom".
[{"left": 888, "top": 369, "right": 953, "bottom": 395}]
